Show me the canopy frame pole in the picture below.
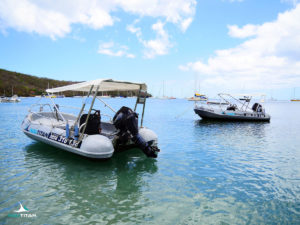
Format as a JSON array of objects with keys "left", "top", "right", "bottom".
[
  {"left": 245, "top": 96, "right": 252, "bottom": 111},
  {"left": 134, "top": 85, "right": 147, "bottom": 127},
  {"left": 141, "top": 97, "right": 146, "bottom": 127},
  {"left": 74, "top": 85, "right": 94, "bottom": 127},
  {"left": 96, "top": 97, "right": 116, "bottom": 113},
  {"left": 80, "top": 85, "right": 99, "bottom": 140},
  {"left": 219, "top": 93, "right": 244, "bottom": 111}
]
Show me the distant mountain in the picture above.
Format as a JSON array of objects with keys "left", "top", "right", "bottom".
[{"left": 0, "top": 68, "right": 75, "bottom": 97}]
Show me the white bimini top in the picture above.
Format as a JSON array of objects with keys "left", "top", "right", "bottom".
[{"left": 46, "top": 79, "right": 147, "bottom": 93}]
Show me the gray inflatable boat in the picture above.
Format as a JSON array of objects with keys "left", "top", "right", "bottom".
[{"left": 194, "top": 93, "right": 271, "bottom": 122}]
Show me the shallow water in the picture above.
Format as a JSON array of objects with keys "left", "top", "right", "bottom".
[{"left": 0, "top": 98, "right": 300, "bottom": 224}]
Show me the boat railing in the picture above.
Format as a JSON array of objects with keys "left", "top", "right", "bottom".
[
  {"left": 29, "top": 103, "right": 54, "bottom": 113},
  {"left": 29, "top": 103, "right": 69, "bottom": 122},
  {"left": 59, "top": 105, "right": 85, "bottom": 111}
]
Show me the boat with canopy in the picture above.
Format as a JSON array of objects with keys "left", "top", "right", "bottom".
[
  {"left": 21, "top": 79, "right": 160, "bottom": 159},
  {"left": 194, "top": 93, "right": 271, "bottom": 121}
]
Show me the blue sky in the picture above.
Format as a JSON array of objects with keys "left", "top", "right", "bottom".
[{"left": 0, "top": 0, "right": 299, "bottom": 99}]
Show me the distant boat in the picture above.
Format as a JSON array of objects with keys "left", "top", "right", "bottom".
[
  {"left": 188, "top": 93, "right": 207, "bottom": 101},
  {"left": 291, "top": 88, "right": 300, "bottom": 102},
  {"left": 46, "top": 94, "right": 56, "bottom": 98},
  {"left": 0, "top": 95, "right": 21, "bottom": 103},
  {"left": 0, "top": 96, "right": 7, "bottom": 102},
  {"left": 157, "top": 81, "right": 175, "bottom": 99},
  {"left": 194, "top": 93, "right": 270, "bottom": 122}
]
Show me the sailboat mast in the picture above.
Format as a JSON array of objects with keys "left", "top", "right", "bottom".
[{"left": 294, "top": 88, "right": 296, "bottom": 99}]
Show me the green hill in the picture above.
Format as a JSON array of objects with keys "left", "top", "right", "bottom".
[
  {"left": 0, "top": 69, "right": 76, "bottom": 97},
  {"left": 0, "top": 68, "right": 151, "bottom": 97}
]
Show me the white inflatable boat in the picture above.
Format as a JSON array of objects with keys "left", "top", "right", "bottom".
[{"left": 21, "top": 79, "right": 160, "bottom": 159}]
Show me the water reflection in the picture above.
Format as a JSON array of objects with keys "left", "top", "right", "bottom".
[
  {"left": 195, "top": 119, "right": 268, "bottom": 142},
  {"left": 23, "top": 142, "right": 158, "bottom": 223}
]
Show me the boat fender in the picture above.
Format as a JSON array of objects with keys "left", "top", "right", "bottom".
[
  {"left": 139, "top": 128, "right": 158, "bottom": 144},
  {"left": 74, "top": 123, "right": 79, "bottom": 140},
  {"left": 66, "top": 121, "right": 69, "bottom": 138},
  {"left": 80, "top": 135, "right": 114, "bottom": 155}
]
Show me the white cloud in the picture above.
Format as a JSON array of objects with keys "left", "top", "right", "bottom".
[
  {"left": 98, "top": 42, "right": 135, "bottom": 58},
  {"left": 179, "top": 4, "right": 300, "bottom": 91},
  {"left": 126, "top": 19, "right": 142, "bottom": 38},
  {"left": 0, "top": 0, "right": 114, "bottom": 39},
  {"left": 117, "top": 0, "right": 196, "bottom": 26},
  {"left": 281, "top": 0, "right": 300, "bottom": 6},
  {"left": 180, "top": 17, "right": 193, "bottom": 32},
  {"left": 0, "top": 0, "right": 196, "bottom": 39},
  {"left": 227, "top": 24, "right": 259, "bottom": 38},
  {"left": 127, "top": 20, "right": 172, "bottom": 58}
]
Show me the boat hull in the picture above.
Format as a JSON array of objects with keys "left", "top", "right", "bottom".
[
  {"left": 23, "top": 130, "right": 114, "bottom": 159},
  {"left": 21, "top": 112, "right": 159, "bottom": 159},
  {"left": 194, "top": 108, "right": 270, "bottom": 122}
]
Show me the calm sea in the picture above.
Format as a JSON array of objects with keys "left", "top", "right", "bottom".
[{"left": 0, "top": 97, "right": 300, "bottom": 224}]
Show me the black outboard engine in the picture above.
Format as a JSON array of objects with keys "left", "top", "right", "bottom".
[
  {"left": 252, "top": 103, "right": 262, "bottom": 112},
  {"left": 113, "top": 106, "right": 159, "bottom": 158}
]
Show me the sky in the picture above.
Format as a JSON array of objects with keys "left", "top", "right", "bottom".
[{"left": 0, "top": 0, "right": 300, "bottom": 99}]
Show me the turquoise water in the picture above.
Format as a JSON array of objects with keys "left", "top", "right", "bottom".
[{"left": 0, "top": 98, "right": 300, "bottom": 224}]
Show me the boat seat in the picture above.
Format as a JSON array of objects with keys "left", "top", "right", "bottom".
[
  {"left": 226, "top": 104, "right": 237, "bottom": 111},
  {"left": 79, "top": 110, "right": 101, "bottom": 135}
]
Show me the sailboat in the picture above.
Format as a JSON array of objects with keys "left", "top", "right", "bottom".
[
  {"left": 188, "top": 75, "right": 207, "bottom": 101},
  {"left": 291, "top": 88, "right": 300, "bottom": 102},
  {"left": 158, "top": 81, "right": 175, "bottom": 99},
  {"left": 188, "top": 93, "right": 208, "bottom": 101}
]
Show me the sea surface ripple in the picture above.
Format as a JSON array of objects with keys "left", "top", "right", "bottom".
[{"left": 0, "top": 98, "right": 300, "bottom": 224}]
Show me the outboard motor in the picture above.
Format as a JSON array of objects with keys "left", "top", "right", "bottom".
[
  {"left": 252, "top": 103, "right": 262, "bottom": 112},
  {"left": 113, "top": 106, "right": 159, "bottom": 158}
]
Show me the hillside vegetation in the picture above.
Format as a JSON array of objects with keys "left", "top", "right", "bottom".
[
  {"left": 0, "top": 68, "right": 150, "bottom": 97},
  {"left": 0, "top": 68, "right": 75, "bottom": 96}
]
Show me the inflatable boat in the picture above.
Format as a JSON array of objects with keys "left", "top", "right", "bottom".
[
  {"left": 194, "top": 93, "right": 271, "bottom": 122},
  {"left": 21, "top": 79, "right": 160, "bottom": 159}
]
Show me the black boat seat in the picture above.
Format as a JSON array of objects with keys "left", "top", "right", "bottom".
[{"left": 79, "top": 110, "right": 101, "bottom": 135}]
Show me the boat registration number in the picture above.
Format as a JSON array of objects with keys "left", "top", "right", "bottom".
[{"left": 34, "top": 129, "right": 81, "bottom": 148}]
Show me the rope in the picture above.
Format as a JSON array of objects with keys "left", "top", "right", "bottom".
[{"left": 174, "top": 105, "right": 192, "bottom": 119}]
